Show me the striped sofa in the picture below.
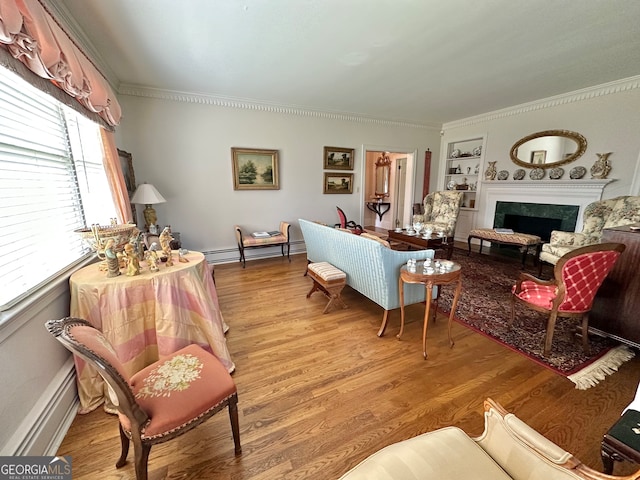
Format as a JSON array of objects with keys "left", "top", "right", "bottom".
[{"left": 298, "top": 219, "right": 435, "bottom": 336}]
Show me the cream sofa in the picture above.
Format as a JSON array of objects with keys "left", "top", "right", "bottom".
[
  {"left": 339, "top": 398, "right": 633, "bottom": 480},
  {"left": 298, "top": 219, "right": 435, "bottom": 337},
  {"left": 540, "top": 195, "right": 640, "bottom": 267}
]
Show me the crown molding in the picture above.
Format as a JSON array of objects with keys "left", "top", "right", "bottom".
[
  {"left": 443, "top": 76, "right": 640, "bottom": 130},
  {"left": 118, "top": 84, "right": 439, "bottom": 130}
]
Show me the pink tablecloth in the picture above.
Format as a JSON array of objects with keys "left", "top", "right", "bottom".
[{"left": 69, "top": 251, "right": 234, "bottom": 413}]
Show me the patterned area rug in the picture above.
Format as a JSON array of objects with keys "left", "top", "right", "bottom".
[{"left": 437, "top": 249, "right": 634, "bottom": 389}]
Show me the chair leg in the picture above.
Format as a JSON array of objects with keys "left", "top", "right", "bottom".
[
  {"left": 581, "top": 313, "right": 591, "bottom": 354},
  {"left": 544, "top": 312, "right": 559, "bottom": 357},
  {"left": 116, "top": 423, "right": 130, "bottom": 468},
  {"left": 133, "top": 440, "right": 151, "bottom": 480},
  {"left": 228, "top": 394, "right": 242, "bottom": 455}
]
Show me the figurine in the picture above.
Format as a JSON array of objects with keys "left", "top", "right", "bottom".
[
  {"left": 159, "top": 226, "right": 174, "bottom": 267},
  {"left": 178, "top": 248, "right": 190, "bottom": 263},
  {"left": 124, "top": 243, "right": 141, "bottom": 276},
  {"left": 590, "top": 152, "right": 612, "bottom": 179},
  {"left": 145, "top": 244, "right": 160, "bottom": 272},
  {"left": 104, "top": 239, "right": 121, "bottom": 277}
]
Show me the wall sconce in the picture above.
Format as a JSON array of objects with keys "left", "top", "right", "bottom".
[{"left": 130, "top": 183, "right": 166, "bottom": 231}]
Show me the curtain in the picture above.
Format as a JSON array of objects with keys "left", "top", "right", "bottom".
[
  {"left": 101, "top": 128, "right": 133, "bottom": 224},
  {"left": 0, "top": 0, "right": 121, "bottom": 126}
]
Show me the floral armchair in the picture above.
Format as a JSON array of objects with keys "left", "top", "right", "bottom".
[
  {"left": 412, "top": 191, "right": 464, "bottom": 237},
  {"left": 540, "top": 196, "right": 640, "bottom": 267}
]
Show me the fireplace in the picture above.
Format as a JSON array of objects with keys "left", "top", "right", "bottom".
[{"left": 493, "top": 201, "right": 579, "bottom": 242}]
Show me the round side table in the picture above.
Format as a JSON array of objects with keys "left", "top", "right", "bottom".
[{"left": 398, "top": 260, "right": 462, "bottom": 359}]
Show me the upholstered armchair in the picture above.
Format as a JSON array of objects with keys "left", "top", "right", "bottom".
[
  {"left": 511, "top": 243, "right": 625, "bottom": 357},
  {"left": 540, "top": 196, "right": 640, "bottom": 268},
  {"left": 412, "top": 191, "right": 464, "bottom": 237}
]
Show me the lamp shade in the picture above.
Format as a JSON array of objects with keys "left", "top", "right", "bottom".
[{"left": 130, "top": 183, "right": 166, "bottom": 205}]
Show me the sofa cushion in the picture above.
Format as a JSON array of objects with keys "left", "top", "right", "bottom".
[
  {"left": 603, "top": 196, "right": 640, "bottom": 231},
  {"left": 338, "top": 427, "right": 512, "bottom": 480},
  {"left": 361, "top": 232, "right": 390, "bottom": 248}
]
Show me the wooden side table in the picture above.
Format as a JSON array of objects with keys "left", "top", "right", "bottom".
[
  {"left": 398, "top": 260, "right": 462, "bottom": 359},
  {"left": 602, "top": 409, "right": 640, "bottom": 474}
]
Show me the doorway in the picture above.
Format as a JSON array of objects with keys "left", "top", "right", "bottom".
[{"left": 362, "top": 147, "right": 417, "bottom": 231}]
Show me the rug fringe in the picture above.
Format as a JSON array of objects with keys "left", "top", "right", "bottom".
[{"left": 568, "top": 345, "right": 636, "bottom": 390}]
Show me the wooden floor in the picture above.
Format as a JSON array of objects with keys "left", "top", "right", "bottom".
[{"left": 58, "top": 251, "right": 640, "bottom": 479}]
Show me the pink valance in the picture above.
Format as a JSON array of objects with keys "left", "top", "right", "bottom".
[{"left": 0, "top": 0, "right": 121, "bottom": 126}]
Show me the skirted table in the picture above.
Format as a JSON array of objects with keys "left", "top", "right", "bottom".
[{"left": 69, "top": 251, "right": 234, "bottom": 413}]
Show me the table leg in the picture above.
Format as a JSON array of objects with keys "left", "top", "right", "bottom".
[
  {"left": 448, "top": 278, "right": 462, "bottom": 348},
  {"left": 422, "top": 284, "right": 434, "bottom": 359},
  {"left": 397, "top": 276, "right": 405, "bottom": 339}
]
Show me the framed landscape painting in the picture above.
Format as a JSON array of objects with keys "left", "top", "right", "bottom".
[
  {"left": 231, "top": 147, "right": 279, "bottom": 190},
  {"left": 323, "top": 146, "right": 354, "bottom": 170},
  {"left": 117, "top": 148, "right": 136, "bottom": 220},
  {"left": 323, "top": 173, "right": 353, "bottom": 194}
]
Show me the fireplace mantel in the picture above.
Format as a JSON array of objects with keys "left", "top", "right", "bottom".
[{"left": 478, "top": 179, "right": 615, "bottom": 231}]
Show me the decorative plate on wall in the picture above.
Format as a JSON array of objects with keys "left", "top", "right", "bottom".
[
  {"left": 513, "top": 169, "right": 526, "bottom": 180},
  {"left": 497, "top": 170, "right": 509, "bottom": 180},
  {"left": 549, "top": 167, "right": 564, "bottom": 179},
  {"left": 529, "top": 167, "right": 545, "bottom": 180},
  {"left": 570, "top": 166, "right": 587, "bottom": 179}
]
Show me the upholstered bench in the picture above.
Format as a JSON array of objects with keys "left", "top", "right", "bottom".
[
  {"left": 234, "top": 222, "right": 291, "bottom": 268},
  {"left": 468, "top": 228, "right": 542, "bottom": 267},
  {"left": 306, "top": 262, "right": 347, "bottom": 313}
]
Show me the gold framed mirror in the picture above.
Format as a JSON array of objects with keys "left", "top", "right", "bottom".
[
  {"left": 510, "top": 130, "right": 587, "bottom": 169},
  {"left": 374, "top": 152, "right": 391, "bottom": 198}
]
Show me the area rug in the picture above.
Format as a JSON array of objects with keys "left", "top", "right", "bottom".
[{"left": 436, "top": 249, "right": 634, "bottom": 389}]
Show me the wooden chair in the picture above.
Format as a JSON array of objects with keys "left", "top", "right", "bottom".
[
  {"left": 334, "top": 206, "right": 363, "bottom": 234},
  {"left": 510, "top": 243, "right": 625, "bottom": 356},
  {"left": 45, "top": 317, "right": 241, "bottom": 480}
]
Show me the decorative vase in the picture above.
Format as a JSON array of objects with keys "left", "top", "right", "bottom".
[
  {"left": 590, "top": 152, "right": 612, "bottom": 179},
  {"left": 484, "top": 161, "right": 497, "bottom": 180}
]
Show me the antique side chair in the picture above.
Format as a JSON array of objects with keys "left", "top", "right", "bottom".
[
  {"left": 46, "top": 317, "right": 241, "bottom": 480},
  {"left": 335, "top": 206, "right": 363, "bottom": 234},
  {"left": 510, "top": 243, "right": 625, "bottom": 357}
]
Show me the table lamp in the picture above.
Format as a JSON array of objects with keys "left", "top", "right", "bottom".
[{"left": 130, "top": 183, "right": 166, "bottom": 231}]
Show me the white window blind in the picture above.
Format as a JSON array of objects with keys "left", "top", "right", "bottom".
[{"left": 0, "top": 66, "right": 117, "bottom": 310}]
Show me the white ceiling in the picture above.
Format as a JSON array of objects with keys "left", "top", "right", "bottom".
[{"left": 57, "top": 0, "right": 640, "bottom": 127}]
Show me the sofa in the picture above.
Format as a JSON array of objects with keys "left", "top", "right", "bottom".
[
  {"left": 298, "top": 219, "right": 435, "bottom": 336},
  {"left": 540, "top": 196, "right": 640, "bottom": 267},
  {"left": 339, "top": 398, "right": 627, "bottom": 480},
  {"left": 411, "top": 190, "right": 464, "bottom": 237}
]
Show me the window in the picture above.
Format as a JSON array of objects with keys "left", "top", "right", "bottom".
[{"left": 0, "top": 66, "right": 117, "bottom": 310}]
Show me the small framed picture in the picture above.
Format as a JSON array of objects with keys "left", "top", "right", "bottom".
[
  {"left": 323, "top": 146, "right": 354, "bottom": 170},
  {"left": 323, "top": 172, "right": 354, "bottom": 194},
  {"left": 231, "top": 147, "right": 279, "bottom": 190},
  {"left": 531, "top": 150, "right": 547, "bottom": 164}
]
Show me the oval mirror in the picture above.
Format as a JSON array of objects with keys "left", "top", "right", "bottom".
[
  {"left": 510, "top": 130, "right": 587, "bottom": 169},
  {"left": 374, "top": 153, "right": 391, "bottom": 198}
]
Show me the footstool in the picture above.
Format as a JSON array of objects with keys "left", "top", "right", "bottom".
[
  {"left": 602, "top": 409, "right": 640, "bottom": 474},
  {"left": 468, "top": 228, "right": 542, "bottom": 267},
  {"left": 306, "top": 262, "right": 347, "bottom": 313}
]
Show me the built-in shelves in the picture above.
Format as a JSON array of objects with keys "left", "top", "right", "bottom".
[{"left": 440, "top": 135, "right": 487, "bottom": 241}]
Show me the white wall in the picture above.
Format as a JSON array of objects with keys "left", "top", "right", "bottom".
[
  {"left": 116, "top": 97, "right": 441, "bottom": 263},
  {"left": 440, "top": 82, "right": 640, "bottom": 207}
]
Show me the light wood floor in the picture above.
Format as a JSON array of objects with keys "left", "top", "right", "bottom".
[{"left": 58, "top": 251, "right": 640, "bottom": 479}]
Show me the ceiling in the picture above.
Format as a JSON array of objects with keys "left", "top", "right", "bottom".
[{"left": 57, "top": 0, "right": 640, "bottom": 127}]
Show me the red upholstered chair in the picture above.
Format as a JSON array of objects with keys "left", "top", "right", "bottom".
[
  {"left": 510, "top": 243, "right": 625, "bottom": 357},
  {"left": 45, "top": 317, "right": 241, "bottom": 480},
  {"left": 334, "top": 206, "right": 363, "bottom": 234}
]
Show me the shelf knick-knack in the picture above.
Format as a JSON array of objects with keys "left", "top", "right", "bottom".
[
  {"left": 590, "top": 152, "right": 612, "bottom": 179},
  {"left": 484, "top": 161, "right": 497, "bottom": 180}
]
